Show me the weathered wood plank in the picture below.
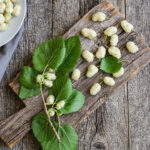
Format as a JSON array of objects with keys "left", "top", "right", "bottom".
[
  {"left": 0, "top": 0, "right": 150, "bottom": 149},
  {"left": 77, "top": 1, "right": 128, "bottom": 150},
  {"left": 126, "top": 0, "right": 150, "bottom": 149}
]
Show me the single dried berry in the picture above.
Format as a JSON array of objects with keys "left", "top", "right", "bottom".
[
  {"left": 90, "top": 83, "right": 101, "bottom": 95},
  {"left": 103, "top": 76, "right": 115, "bottom": 86},
  {"left": 121, "top": 20, "right": 134, "bottom": 33},
  {"left": 104, "top": 26, "right": 117, "bottom": 37},
  {"left": 0, "top": 14, "right": 5, "bottom": 24},
  {"left": 86, "top": 65, "right": 98, "bottom": 78},
  {"left": 4, "top": 13, "right": 12, "bottom": 23},
  {"left": 95, "top": 46, "right": 106, "bottom": 59},
  {"left": 108, "top": 46, "right": 121, "bottom": 59},
  {"left": 110, "top": 34, "right": 118, "bottom": 46},
  {"left": 12, "top": 4, "right": 21, "bottom": 16},
  {"left": 81, "top": 28, "right": 97, "bottom": 39},
  {"left": 92, "top": 12, "right": 106, "bottom": 22},
  {"left": 71, "top": 68, "right": 81, "bottom": 81},
  {"left": 0, "top": 2, "right": 6, "bottom": 13},
  {"left": 113, "top": 67, "right": 124, "bottom": 78},
  {"left": 82, "top": 50, "right": 94, "bottom": 62},
  {"left": 126, "top": 41, "right": 139, "bottom": 53},
  {"left": 0, "top": 22, "right": 8, "bottom": 31}
]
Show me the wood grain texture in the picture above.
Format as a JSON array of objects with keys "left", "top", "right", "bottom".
[
  {"left": 0, "top": 0, "right": 150, "bottom": 150},
  {"left": 126, "top": 0, "right": 150, "bottom": 149}
]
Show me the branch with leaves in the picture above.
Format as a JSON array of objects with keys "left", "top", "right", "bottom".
[{"left": 19, "top": 36, "right": 85, "bottom": 150}]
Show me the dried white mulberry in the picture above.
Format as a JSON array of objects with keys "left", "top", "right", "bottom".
[
  {"left": 113, "top": 67, "right": 124, "bottom": 78},
  {"left": 82, "top": 50, "right": 94, "bottom": 62},
  {"left": 108, "top": 46, "right": 121, "bottom": 59},
  {"left": 81, "top": 28, "right": 97, "bottom": 39},
  {"left": 104, "top": 77, "right": 115, "bottom": 86},
  {"left": 104, "top": 26, "right": 117, "bottom": 37},
  {"left": 86, "top": 65, "right": 98, "bottom": 78},
  {"left": 90, "top": 83, "right": 101, "bottom": 95},
  {"left": 95, "top": 46, "right": 106, "bottom": 59},
  {"left": 126, "top": 41, "right": 139, "bottom": 53},
  {"left": 92, "top": 12, "right": 106, "bottom": 22},
  {"left": 71, "top": 68, "right": 81, "bottom": 81}
]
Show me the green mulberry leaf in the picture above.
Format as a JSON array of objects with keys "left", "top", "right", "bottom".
[
  {"left": 56, "top": 36, "right": 81, "bottom": 77},
  {"left": 100, "top": 56, "right": 122, "bottom": 74},
  {"left": 32, "top": 112, "right": 78, "bottom": 150},
  {"left": 60, "top": 89, "right": 85, "bottom": 114},
  {"left": 19, "top": 66, "right": 39, "bottom": 89},
  {"left": 19, "top": 86, "right": 41, "bottom": 99},
  {"left": 49, "top": 76, "right": 72, "bottom": 102},
  {"left": 33, "top": 36, "right": 66, "bottom": 71}
]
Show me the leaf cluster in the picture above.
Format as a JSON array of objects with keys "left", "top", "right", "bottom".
[
  {"left": 19, "top": 36, "right": 85, "bottom": 150},
  {"left": 19, "top": 36, "right": 82, "bottom": 99}
]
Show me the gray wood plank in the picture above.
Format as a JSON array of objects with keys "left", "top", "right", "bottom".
[
  {"left": 126, "top": 0, "right": 150, "bottom": 149},
  {"left": 76, "top": 1, "right": 129, "bottom": 150}
]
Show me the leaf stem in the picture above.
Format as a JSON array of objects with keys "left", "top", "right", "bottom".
[
  {"left": 40, "top": 86, "right": 61, "bottom": 142},
  {"left": 58, "top": 115, "right": 61, "bottom": 128}
]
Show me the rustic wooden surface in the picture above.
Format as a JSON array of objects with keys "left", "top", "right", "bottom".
[{"left": 0, "top": 0, "right": 150, "bottom": 150}]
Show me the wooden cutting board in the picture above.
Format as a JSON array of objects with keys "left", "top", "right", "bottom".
[{"left": 1, "top": 0, "right": 150, "bottom": 148}]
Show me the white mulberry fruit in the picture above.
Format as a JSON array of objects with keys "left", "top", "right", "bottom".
[
  {"left": 81, "top": 28, "right": 97, "bottom": 39},
  {"left": 46, "top": 95, "right": 55, "bottom": 105},
  {"left": 36, "top": 74, "right": 43, "bottom": 83},
  {"left": 95, "top": 46, "right": 106, "bottom": 59},
  {"left": 12, "top": 4, "right": 21, "bottom": 16},
  {"left": 43, "top": 79, "right": 53, "bottom": 88},
  {"left": 90, "top": 83, "right": 101, "bottom": 95},
  {"left": 0, "top": 14, "right": 5, "bottom": 24},
  {"left": 45, "top": 73, "right": 56, "bottom": 81},
  {"left": 104, "top": 77, "right": 115, "bottom": 86},
  {"left": 121, "top": 20, "right": 134, "bottom": 33},
  {"left": 4, "top": 13, "right": 12, "bottom": 23},
  {"left": 0, "top": 2, "right": 6, "bottom": 13},
  {"left": 92, "top": 12, "right": 106, "bottom": 22},
  {"left": 82, "top": 50, "right": 94, "bottom": 62},
  {"left": 108, "top": 46, "right": 121, "bottom": 59},
  {"left": 113, "top": 67, "right": 124, "bottom": 78},
  {"left": 56, "top": 100, "right": 65, "bottom": 110},
  {"left": 71, "top": 68, "right": 81, "bottom": 81},
  {"left": 126, "top": 41, "right": 139, "bottom": 53},
  {"left": 0, "top": 23, "right": 8, "bottom": 31},
  {"left": 48, "top": 108, "right": 55, "bottom": 117},
  {"left": 86, "top": 65, "right": 98, "bottom": 78},
  {"left": 110, "top": 34, "right": 118, "bottom": 46},
  {"left": 104, "top": 26, "right": 117, "bottom": 37}
]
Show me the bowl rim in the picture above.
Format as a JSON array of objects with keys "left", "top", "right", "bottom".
[{"left": 0, "top": 0, "right": 27, "bottom": 47}]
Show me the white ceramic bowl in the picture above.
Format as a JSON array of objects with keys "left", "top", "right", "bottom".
[{"left": 0, "top": 0, "right": 26, "bottom": 47}]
